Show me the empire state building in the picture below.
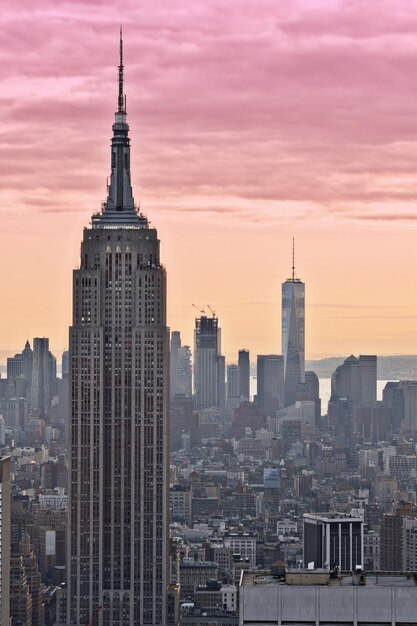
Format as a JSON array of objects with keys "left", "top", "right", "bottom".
[{"left": 68, "top": 34, "right": 169, "bottom": 625}]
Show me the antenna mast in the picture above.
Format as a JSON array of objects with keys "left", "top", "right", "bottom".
[
  {"left": 292, "top": 237, "right": 295, "bottom": 281},
  {"left": 118, "top": 26, "right": 126, "bottom": 113}
]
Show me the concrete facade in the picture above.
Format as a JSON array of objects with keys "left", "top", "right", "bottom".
[
  {"left": 240, "top": 571, "right": 417, "bottom": 625},
  {"left": 0, "top": 457, "right": 10, "bottom": 626}
]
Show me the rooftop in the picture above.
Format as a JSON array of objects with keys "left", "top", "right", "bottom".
[{"left": 242, "top": 570, "right": 417, "bottom": 588}]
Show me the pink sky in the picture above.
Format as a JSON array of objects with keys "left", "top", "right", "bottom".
[{"left": 0, "top": 0, "right": 416, "bottom": 362}]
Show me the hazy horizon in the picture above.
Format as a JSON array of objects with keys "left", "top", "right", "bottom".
[{"left": 0, "top": 1, "right": 416, "bottom": 358}]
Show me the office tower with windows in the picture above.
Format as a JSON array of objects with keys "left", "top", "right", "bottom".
[
  {"left": 170, "top": 332, "right": 192, "bottom": 399},
  {"left": 170, "top": 331, "right": 181, "bottom": 399},
  {"left": 31, "top": 337, "right": 57, "bottom": 419},
  {"left": 0, "top": 457, "right": 11, "bottom": 626},
  {"left": 256, "top": 355, "right": 284, "bottom": 416},
  {"left": 358, "top": 355, "right": 377, "bottom": 406},
  {"left": 68, "top": 34, "right": 169, "bottom": 625},
  {"left": 331, "top": 354, "right": 377, "bottom": 408},
  {"left": 282, "top": 244, "right": 305, "bottom": 407},
  {"left": 194, "top": 315, "right": 224, "bottom": 409},
  {"left": 238, "top": 349, "right": 250, "bottom": 400},
  {"left": 303, "top": 512, "right": 363, "bottom": 571},
  {"left": 227, "top": 364, "right": 239, "bottom": 399}
]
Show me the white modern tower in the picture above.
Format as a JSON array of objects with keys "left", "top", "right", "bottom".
[{"left": 68, "top": 34, "right": 169, "bottom": 626}]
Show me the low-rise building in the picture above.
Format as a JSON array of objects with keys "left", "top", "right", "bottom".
[{"left": 240, "top": 569, "right": 417, "bottom": 625}]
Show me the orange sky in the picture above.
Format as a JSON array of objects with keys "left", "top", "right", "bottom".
[{"left": 0, "top": 0, "right": 416, "bottom": 363}]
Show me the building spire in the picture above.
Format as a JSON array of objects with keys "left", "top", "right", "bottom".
[
  {"left": 92, "top": 29, "right": 148, "bottom": 226},
  {"left": 118, "top": 26, "right": 126, "bottom": 113},
  {"left": 292, "top": 237, "right": 295, "bottom": 281}
]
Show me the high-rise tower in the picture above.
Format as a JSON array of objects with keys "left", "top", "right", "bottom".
[
  {"left": 194, "top": 315, "right": 225, "bottom": 409},
  {"left": 0, "top": 457, "right": 11, "bottom": 626},
  {"left": 282, "top": 240, "right": 305, "bottom": 407},
  {"left": 68, "top": 33, "right": 169, "bottom": 625}
]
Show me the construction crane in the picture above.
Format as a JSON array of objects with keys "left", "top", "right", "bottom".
[
  {"left": 206, "top": 304, "right": 216, "bottom": 317},
  {"left": 192, "top": 304, "right": 205, "bottom": 315}
]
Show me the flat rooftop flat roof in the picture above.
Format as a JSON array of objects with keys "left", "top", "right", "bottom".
[{"left": 242, "top": 571, "right": 417, "bottom": 588}]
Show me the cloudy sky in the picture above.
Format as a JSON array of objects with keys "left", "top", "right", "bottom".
[{"left": 0, "top": 0, "right": 416, "bottom": 361}]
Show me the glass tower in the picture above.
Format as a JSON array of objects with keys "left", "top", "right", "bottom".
[{"left": 282, "top": 244, "right": 305, "bottom": 407}]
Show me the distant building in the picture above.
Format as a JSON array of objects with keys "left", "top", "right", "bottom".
[
  {"left": 61, "top": 350, "right": 69, "bottom": 379},
  {"left": 230, "top": 401, "right": 267, "bottom": 439},
  {"left": 0, "top": 457, "right": 11, "bottom": 626},
  {"left": 19, "top": 532, "right": 45, "bottom": 626},
  {"left": 179, "top": 561, "right": 219, "bottom": 601},
  {"left": 331, "top": 355, "right": 377, "bottom": 407},
  {"left": 227, "top": 365, "right": 240, "bottom": 399},
  {"left": 170, "top": 485, "right": 192, "bottom": 526},
  {"left": 31, "top": 337, "right": 56, "bottom": 419},
  {"left": 170, "top": 331, "right": 192, "bottom": 398},
  {"left": 238, "top": 350, "right": 250, "bottom": 400},
  {"left": 363, "top": 528, "right": 380, "bottom": 570},
  {"left": 402, "top": 517, "right": 417, "bottom": 571},
  {"left": 380, "top": 502, "right": 415, "bottom": 571},
  {"left": 296, "top": 370, "right": 321, "bottom": 425},
  {"left": 194, "top": 315, "right": 225, "bottom": 409},
  {"left": 383, "top": 381, "right": 417, "bottom": 434},
  {"left": 303, "top": 512, "right": 363, "bottom": 570},
  {"left": 282, "top": 247, "right": 305, "bottom": 407},
  {"left": 256, "top": 355, "right": 284, "bottom": 415},
  {"left": 225, "top": 533, "right": 257, "bottom": 569}
]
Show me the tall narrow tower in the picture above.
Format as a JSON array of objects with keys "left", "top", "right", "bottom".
[
  {"left": 194, "top": 315, "right": 224, "bottom": 409},
  {"left": 282, "top": 240, "right": 305, "bottom": 407},
  {"left": 68, "top": 33, "right": 169, "bottom": 625}
]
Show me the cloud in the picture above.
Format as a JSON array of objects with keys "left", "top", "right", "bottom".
[{"left": 0, "top": 0, "right": 415, "bottom": 228}]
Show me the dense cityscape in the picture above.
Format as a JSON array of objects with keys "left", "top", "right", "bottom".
[{"left": 0, "top": 23, "right": 416, "bottom": 626}]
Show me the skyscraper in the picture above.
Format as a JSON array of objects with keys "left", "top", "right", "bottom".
[
  {"left": 227, "top": 364, "right": 239, "bottom": 399},
  {"left": 194, "top": 315, "right": 224, "bottom": 409},
  {"left": 282, "top": 242, "right": 305, "bottom": 407},
  {"left": 0, "top": 457, "right": 10, "bottom": 626},
  {"left": 170, "top": 331, "right": 192, "bottom": 398},
  {"left": 256, "top": 355, "right": 284, "bottom": 415},
  {"left": 238, "top": 349, "right": 250, "bottom": 400},
  {"left": 68, "top": 34, "right": 168, "bottom": 625},
  {"left": 331, "top": 354, "right": 377, "bottom": 407},
  {"left": 31, "top": 337, "right": 56, "bottom": 419},
  {"left": 170, "top": 331, "right": 181, "bottom": 399}
]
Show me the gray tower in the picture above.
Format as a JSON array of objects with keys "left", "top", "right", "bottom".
[
  {"left": 194, "top": 315, "right": 224, "bottom": 409},
  {"left": 238, "top": 349, "right": 250, "bottom": 400},
  {"left": 68, "top": 34, "right": 169, "bottom": 626},
  {"left": 31, "top": 337, "right": 56, "bottom": 419},
  {"left": 256, "top": 355, "right": 284, "bottom": 415},
  {"left": 0, "top": 457, "right": 11, "bottom": 626},
  {"left": 170, "top": 331, "right": 192, "bottom": 398},
  {"left": 282, "top": 241, "right": 305, "bottom": 407}
]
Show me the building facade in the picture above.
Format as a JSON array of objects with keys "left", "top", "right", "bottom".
[
  {"left": 194, "top": 316, "right": 224, "bottom": 409},
  {"left": 256, "top": 355, "right": 284, "bottom": 415},
  {"left": 303, "top": 512, "right": 363, "bottom": 571},
  {"left": 240, "top": 570, "right": 417, "bottom": 626},
  {"left": 0, "top": 457, "right": 10, "bottom": 626},
  {"left": 238, "top": 350, "right": 250, "bottom": 400},
  {"left": 68, "top": 35, "right": 169, "bottom": 625},
  {"left": 281, "top": 260, "right": 305, "bottom": 407}
]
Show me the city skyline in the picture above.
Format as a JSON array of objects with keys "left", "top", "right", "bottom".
[{"left": 0, "top": 1, "right": 416, "bottom": 361}]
